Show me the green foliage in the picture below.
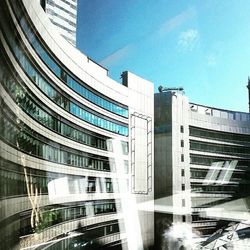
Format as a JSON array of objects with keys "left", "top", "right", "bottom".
[{"left": 34, "top": 209, "right": 60, "bottom": 233}]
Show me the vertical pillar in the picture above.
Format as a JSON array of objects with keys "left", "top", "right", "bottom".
[{"left": 247, "top": 77, "right": 250, "bottom": 112}]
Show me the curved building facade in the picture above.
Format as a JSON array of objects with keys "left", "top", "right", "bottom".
[
  {"left": 154, "top": 91, "right": 250, "bottom": 249},
  {"left": 0, "top": 0, "right": 154, "bottom": 249}
]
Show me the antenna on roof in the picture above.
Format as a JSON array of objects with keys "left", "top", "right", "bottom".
[
  {"left": 158, "top": 85, "right": 184, "bottom": 93},
  {"left": 247, "top": 77, "right": 250, "bottom": 112}
]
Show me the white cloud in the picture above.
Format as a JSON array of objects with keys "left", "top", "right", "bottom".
[
  {"left": 207, "top": 54, "right": 217, "bottom": 67},
  {"left": 100, "top": 8, "right": 196, "bottom": 66},
  {"left": 177, "top": 29, "right": 199, "bottom": 52},
  {"left": 155, "top": 8, "right": 196, "bottom": 38},
  {"left": 100, "top": 44, "right": 133, "bottom": 66},
  {"left": 206, "top": 42, "right": 224, "bottom": 67}
]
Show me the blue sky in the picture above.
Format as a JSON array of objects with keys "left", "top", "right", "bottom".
[{"left": 77, "top": 0, "right": 250, "bottom": 112}]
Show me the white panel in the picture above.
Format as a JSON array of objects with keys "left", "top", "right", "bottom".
[
  {"left": 131, "top": 113, "right": 152, "bottom": 194},
  {"left": 134, "top": 116, "right": 148, "bottom": 192}
]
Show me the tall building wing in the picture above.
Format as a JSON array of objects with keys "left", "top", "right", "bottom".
[{"left": 41, "top": 0, "right": 77, "bottom": 46}]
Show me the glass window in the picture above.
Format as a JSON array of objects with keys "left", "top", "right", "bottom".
[
  {"left": 180, "top": 125, "right": 184, "bottom": 133},
  {"left": 182, "top": 199, "right": 185, "bottom": 207},
  {"left": 181, "top": 154, "right": 184, "bottom": 162},
  {"left": 15, "top": 9, "right": 128, "bottom": 117},
  {"left": 181, "top": 169, "right": 185, "bottom": 177},
  {"left": 2, "top": 15, "right": 128, "bottom": 135}
]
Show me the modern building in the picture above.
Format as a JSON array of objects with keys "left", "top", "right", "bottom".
[
  {"left": 0, "top": 0, "right": 154, "bottom": 249},
  {"left": 40, "top": 0, "right": 77, "bottom": 46},
  {"left": 154, "top": 90, "right": 250, "bottom": 249}
]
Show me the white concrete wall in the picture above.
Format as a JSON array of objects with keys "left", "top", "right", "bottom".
[{"left": 127, "top": 71, "right": 155, "bottom": 249}]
